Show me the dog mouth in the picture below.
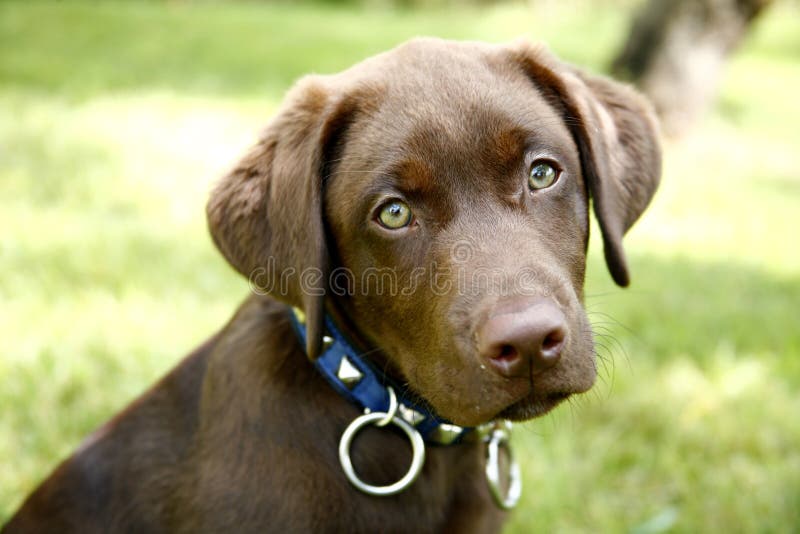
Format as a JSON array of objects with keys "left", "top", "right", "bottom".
[{"left": 496, "top": 391, "right": 571, "bottom": 421}]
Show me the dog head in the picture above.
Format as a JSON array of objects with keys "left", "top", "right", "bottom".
[{"left": 207, "top": 38, "right": 660, "bottom": 427}]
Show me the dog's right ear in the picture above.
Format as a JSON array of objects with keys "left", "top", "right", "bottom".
[
  {"left": 207, "top": 77, "right": 356, "bottom": 359},
  {"left": 510, "top": 41, "right": 661, "bottom": 287}
]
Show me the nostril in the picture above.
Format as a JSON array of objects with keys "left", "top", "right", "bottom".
[
  {"left": 485, "top": 343, "right": 523, "bottom": 377},
  {"left": 540, "top": 328, "right": 566, "bottom": 359},
  {"left": 542, "top": 330, "right": 564, "bottom": 351},
  {"left": 495, "top": 344, "right": 518, "bottom": 362}
]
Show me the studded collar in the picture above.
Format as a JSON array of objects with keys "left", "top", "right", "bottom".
[{"left": 288, "top": 307, "right": 473, "bottom": 445}]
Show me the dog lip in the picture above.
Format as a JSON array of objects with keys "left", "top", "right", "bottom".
[{"left": 497, "top": 391, "right": 571, "bottom": 421}]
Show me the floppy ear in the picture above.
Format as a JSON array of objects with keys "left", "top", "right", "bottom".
[
  {"left": 207, "top": 77, "right": 353, "bottom": 358},
  {"left": 511, "top": 42, "right": 662, "bottom": 286}
]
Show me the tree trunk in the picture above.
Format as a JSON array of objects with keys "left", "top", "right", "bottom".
[{"left": 611, "top": 0, "right": 772, "bottom": 136}]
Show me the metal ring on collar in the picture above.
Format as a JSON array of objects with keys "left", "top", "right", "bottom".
[
  {"left": 374, "top": 386, "right": 398, "bottom": 428},
  {"left": 485, "top": 425, "right": 522, "bottom": 510},
  {"left": 338, "top": 411, "right": 425, "bottom": 496}
]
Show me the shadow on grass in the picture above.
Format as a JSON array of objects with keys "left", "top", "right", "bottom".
[{"left": 586, "top": 252, "right": 800, "bottom": 376}]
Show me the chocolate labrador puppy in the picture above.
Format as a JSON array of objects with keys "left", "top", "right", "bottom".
[{"left": 3, "top": 38, "right": 660, "bottom": 533}]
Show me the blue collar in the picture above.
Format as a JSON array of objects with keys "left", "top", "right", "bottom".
[{"left": 289, "top": 307, "right": 473, "bottom": 445}]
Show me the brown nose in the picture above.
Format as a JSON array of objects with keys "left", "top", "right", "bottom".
[{"left": 478, "top": 298, "right": 566, "bottom": 378}]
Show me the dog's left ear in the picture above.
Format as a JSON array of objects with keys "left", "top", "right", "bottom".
[
  {"left": 207, "top": 77, "right": 359, "bottom": 358},
  {"left": 510, "top": 42, "right": 662, "bottom": 286}
]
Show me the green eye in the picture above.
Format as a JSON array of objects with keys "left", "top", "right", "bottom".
[
  {"left": 377, "top": 201, "right": 413, "bottom": 229},
  {"left": 528, "top": 161, "right": 559, "bottom": 190}
]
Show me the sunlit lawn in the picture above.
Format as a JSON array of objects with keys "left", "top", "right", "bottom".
[{"left": 1, "top": 1, "right": 799, "bottom": 532}]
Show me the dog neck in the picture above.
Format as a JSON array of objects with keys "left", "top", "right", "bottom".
[{"left": 288, "top": 306, "right": 473, "bottom": 445}]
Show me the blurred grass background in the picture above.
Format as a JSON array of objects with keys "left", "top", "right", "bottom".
[{"left": 1, "top": 0, "right": 799, "bottom": 531}]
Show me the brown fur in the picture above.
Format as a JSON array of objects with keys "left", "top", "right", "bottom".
[{"left": 3, "top": 38, "right": 660, "bottom": 533}]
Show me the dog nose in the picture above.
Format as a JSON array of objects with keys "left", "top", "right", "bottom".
[{"left": 478, "top": 298, "right": 566, "bottom": 378}]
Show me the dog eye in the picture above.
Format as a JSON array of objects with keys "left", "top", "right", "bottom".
[
  {"left": 528, "top": 160, "right": 560, "bottom": 190},
  {"left": 377, "top": 201, "right": 413, "bottom": 229}
]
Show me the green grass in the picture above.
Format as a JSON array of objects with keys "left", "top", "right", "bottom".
[{"left": 1, "top": 1, "right": 799, "bottom": 532}]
